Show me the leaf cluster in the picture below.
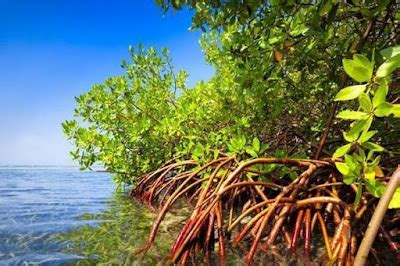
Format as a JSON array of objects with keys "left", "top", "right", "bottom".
[{"left": 64, "top": 1, "right": 399, "bottom": 208}]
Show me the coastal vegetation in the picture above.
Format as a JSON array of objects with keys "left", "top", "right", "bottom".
[{"left": 63, "top": 1, "right": 400, "bottom": 264}]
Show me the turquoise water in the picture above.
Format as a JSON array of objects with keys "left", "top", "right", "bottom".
[{"left": 0, "top": 166, "right": 122, "bottom": 265}]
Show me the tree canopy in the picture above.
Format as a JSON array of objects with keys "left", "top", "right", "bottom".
[
  {"left": 64, "top": 0, "right": 399, "bottom": 189},
  {"left": 62, "top": 1, "right": 400, "bottom": 264}
]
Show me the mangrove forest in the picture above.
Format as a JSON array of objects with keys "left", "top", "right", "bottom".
[{"left": 63, "top": 0, "right": 400, "bottom": 265}]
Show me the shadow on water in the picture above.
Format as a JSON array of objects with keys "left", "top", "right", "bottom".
[
  {"left": 0, "top": 166, "right": 320, "bottom": 265},
  {"left": 57, "top": 193, "right": 190, "bottom": 265},
  {"left": 57, "top": 193, "right": 326, "bottom": 266},
  {"left": 0, "top": 166, "right": 190, "bottom": 265},
  {"left": 5, "top": 167, "right": 385, "bottom": 265}
]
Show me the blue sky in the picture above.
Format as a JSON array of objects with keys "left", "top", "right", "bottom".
[{"left": 0, "top": 1, "right": 213, "bottom": 165}]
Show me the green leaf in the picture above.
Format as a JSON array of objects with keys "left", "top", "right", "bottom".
[
  {"left": 335, "top": 162, "right": 350, "bottom": 176},
  {"left": 359, "top": 93, "right": 372, "bottom": 112},
  {"left": 373, "top": 79, "right": 388, "bottom": 107},
  {"left": 213, "top": 149, "right": 219, "bottom": 160},
  {"left": 274, "top": 148, "right": 286, "bottom": 158},
  {"left": 263, "top": 164, "right": 278, "bottom": 173},
  {"left": 192, "top": 143, "right": 205, "bottom": 158},
  {"left": 364, "top": 169, "right": 376, "bottom": 180},
  {"left": 391, "top": 104, "right": 400, "bottom": 118},
  {"left": 356, "top": 149, "right": 367, "bottom": 162},
  {"left": 319, "top": 0, "right": 332, "bottom": 16},
  {"left": 260, "top": 143, "right": 270, "bottom": 154},
  {"left": 252, "top": 137, "right": 260, "bottom": 153},
  {"left": 336, "top": 110, "right": 369, "bottom": 120},
  {"left": 354, "top": 184, "right": 362, "bottom": 208},
  {"left": 333, "top": 143, "right": 352, "bottom": 158},
  {"left": 376, "top": 54, "right": 400, "bottom": 78},
  {"left": 343, "top": 131, "right": 357, "bottom": 142},
  {"left": 374, "top": 102, "right": 393, "bottom": 117},
  {"left": 366, "top": 179, "right": 385, "bottom": 198},
  {"left": 388, "top": 188, "right": 400, "bottom": 209},
  {"left": 238, "top": 135, "right": 247, "bottom": 150},
  {"left": 343, "top": 174, "right": 356, "bottom": 185},
  {"left": 290, "top": 24, "right": 309, "bottom": 36},
  {"left": 369, "top": 156, "right": 381, "bottom": 168},
  {"left": 245, "top": 147, "right": 258, "bottom": 158},
  {"left": 358, "top": 130, "right": 377, "bottom": 143},
  {"left": 361, "top": 142, "right": 385, "bottom": 152},
  {"left": 334, "top": 85, "right": 367, "bottom": 101},
  {"left": 367, "top": 150, "right": 375, "bottom": 161},
  {"left": 353, "top": 54, "right": 370, "bottom": 65},
  {"left": 380, "top": 45, "right": 400, "bottom": 60},
  {"left": 344, "top": 154, "right": 358, "bottom": 172},
  {"left": 353, "top": 54, "right": 374, "bottom": 77},
  {"left": 345, "top": 117, "right": 372, "bottom": 141},
  {"left": 343, "top": 55, "right": 373, "bottom": 82}
]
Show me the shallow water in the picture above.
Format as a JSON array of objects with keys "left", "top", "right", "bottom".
[
  {"left": 0, "top": 166, "right": 327, "bottom": 265},
  {"left": 0, "top": 166, "right": 293, "bottom": 265},
  {"left": 0, "top": 166, "right": 153, "bottom": 265},
  {"left": 5, "top": 166, "right": 390, "bottom": 265}
]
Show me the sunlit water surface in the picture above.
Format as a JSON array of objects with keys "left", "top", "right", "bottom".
[
  {"left": 0, "top": 166, "right": 295, "bottom": 266},
  {"left": 2, "top": 166, "right": 364, "bottom": 265},
  {"left": 0, "top": 166, "right": 171, "bottom": 265}
]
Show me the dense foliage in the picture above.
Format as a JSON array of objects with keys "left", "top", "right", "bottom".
[
  {"left": 62, "top": 1, "right": 400, "bottom": 264},
  {"left": 333, "top": 49, "right": 400, "bottom": 208},
  {"left": 64, "top": 0, "right": 398, "bottom": 194}
]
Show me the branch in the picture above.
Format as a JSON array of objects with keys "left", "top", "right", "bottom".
[
  {"left": 354, "top": 166, "right": 400, "bottom": 266},
  {"left": 314, "top": 19, "right": 375, "bottom": 159}
]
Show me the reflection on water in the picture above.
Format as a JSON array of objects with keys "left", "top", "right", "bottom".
[
  {"left": 0, "top": 166, "right": 309, "bottom": 265},
  {"left": 0, "top": 166, "right": 186, "bottom": 265},
  {"left": 0, "top": 166, "right": 118, "bottom": 264},
  {"left": 57, "top": 194, "right": 190, "bottom": 265},
  {"left": 0, "top": 166, "right": 330, "bottom": 265}
]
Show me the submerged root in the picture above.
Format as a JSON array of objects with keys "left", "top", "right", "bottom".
[{"left": 129, "top": 156, "right": 400, "bottom": 265}]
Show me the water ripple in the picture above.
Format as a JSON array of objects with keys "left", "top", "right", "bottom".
[{"left": 0, "top": 166, "right": 114, "bottom": 265}]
